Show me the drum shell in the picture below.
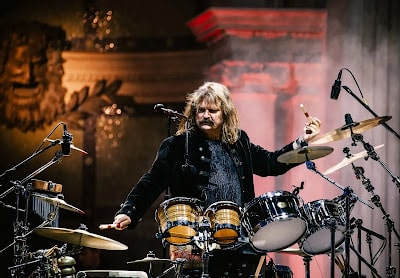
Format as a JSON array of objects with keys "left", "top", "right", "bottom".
[
  {"left": 299, "top": 199, "right": 346, "bottom": 255},
  {"left": 204, "top": 201, "right": 241, "bottom": 245},
  {"left": 242, "top": 191, "right": 307, "bottom": 252},
  {"left": 155, "top": 197, "right": 202, "bottom": 245}
]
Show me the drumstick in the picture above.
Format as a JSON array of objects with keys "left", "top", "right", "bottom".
[
  {"left": 99, "top": 223, "right": 120, "bottom": 230},
  {"left": 300, "top": 103, "right": 313, "bottom": 134},
  {"left": 300, "top": 103, "right": 313, "bottom": 123},
  {"left": 254, "top": 255, "right": 265, "bottom": 277}
]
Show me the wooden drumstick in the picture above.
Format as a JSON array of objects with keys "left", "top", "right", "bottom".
[
  {"left": 300, "top": 103, "right": 313, "bottom": 134},
  {"left": 300, "top": 103, "right": 313, "bottom": 123},
  {"left": 99, "top": 223, "right": 120, "bottom": 230}
]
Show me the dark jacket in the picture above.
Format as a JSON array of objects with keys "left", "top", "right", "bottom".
[{"left": 115, "top": 130, "right": 299, "bottom": 228}]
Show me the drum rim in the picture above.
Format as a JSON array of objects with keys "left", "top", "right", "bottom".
[{"left": 243, "top": 190, "right": 300, "bottom": 211}]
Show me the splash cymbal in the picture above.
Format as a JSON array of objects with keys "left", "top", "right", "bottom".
[
  {"left": 323, "top": 144, "right": 384, "bottom": 175},
  {"left": 32, "top": 193, "right": 84, "bottom": 214},
  {"left": 34, "top": 227, "right": 128, "bottom": 250},
  {"left": 277, "top": 146, "right": 334, "bottom": 164},
  {"left": 310, "top": 116, "right": 391, "bottom": 144}
]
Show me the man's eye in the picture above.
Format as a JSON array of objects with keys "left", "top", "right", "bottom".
[{"left": 209, "top": 109, "right": 219, "bottom": 113}]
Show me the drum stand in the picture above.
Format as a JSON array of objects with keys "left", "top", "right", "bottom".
[
  {"left": 305, "top": 160, "right": 373, "bottom": 278},
  {"left": 349, "top": 133, "right": 400, "bottom": 278},
  {"left": 197, "top": 216, "right": 213, "bottom": 278}
]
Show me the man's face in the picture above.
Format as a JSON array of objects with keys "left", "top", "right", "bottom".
[{"left": 195, "top": 100, "right": 223, "bottom": 140}]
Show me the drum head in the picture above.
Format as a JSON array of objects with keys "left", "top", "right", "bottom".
[
  {"left": 301, "top": 226, "right": 345, "bottom": 255},
  {"left": 251, "top": 218, "right": 307, "bottom": 252}
]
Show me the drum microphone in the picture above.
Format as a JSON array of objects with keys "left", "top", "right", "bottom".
[{"left": 330, "top": 69, "right": 342, "bottom": 100}]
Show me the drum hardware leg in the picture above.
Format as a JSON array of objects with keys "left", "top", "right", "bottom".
[
  {"left": 305, "top": 161, "right": 374, "bottom": 277},
  {"left": 198, "top": 217, "right": 212, "bottom": 278},
  {"left": 329, "top": 218, "right": 338, "bottom": 278},
  {"left": 352, "top": 162, "right": 399, "bottom": 278},
  {"left": 303, "top": 255, "right": 312, "bottom": 278}
]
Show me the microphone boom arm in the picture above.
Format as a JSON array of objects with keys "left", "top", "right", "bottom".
[{"left": 342, "top": 86, "right": 400, "bottom": 140}]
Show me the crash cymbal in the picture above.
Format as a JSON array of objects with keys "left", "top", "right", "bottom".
[
  {"left": 310, "top": 116, "right": 391, "bottom": 144},
  {"left": 127, "top": 257, "right": 172, "bottom": 264},
  {"left": 34, "top": 227, "right": 128, "bottom": 250},
  {"left": 32, "top": 193, "right": 84, "bottom": 214},
  {"left": 277, "top": 146, "right": 334, "bottom": 164},
  {"left": 323, "top": 144, "right": 384, "bottom": 175}
]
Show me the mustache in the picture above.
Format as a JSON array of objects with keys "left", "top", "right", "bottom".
[{"left": 200, "top": 119, "right": 214, "bottom": 125}]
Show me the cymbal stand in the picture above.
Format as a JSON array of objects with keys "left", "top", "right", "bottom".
[
  {"left": 305, "top": 160, "right": 373, "bottom": 278},
  {"left": 0, "top": 151, "right": 63, "bottom": 278},
  {"left": 350, "top": 132, "right": 400, "bottom": 193},
  {"left": 352, "top": 162, "right": 399, "bottom": 278}
]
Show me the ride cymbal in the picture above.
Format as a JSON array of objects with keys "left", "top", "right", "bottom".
[
  {"left": 310, "top": 116, "right": 391, "bottom": 145},
  {"left": 277, "top": 146, "right": 334, "bottom": 164},
  {"left": 34, "top": 227, "right": 128, "bottom": 250},
  {"left": 323, "top": 144, "right": 384, "bottom": 175},
  {"left": 32, "top": 193, "right": 84, "bottom": 214}
]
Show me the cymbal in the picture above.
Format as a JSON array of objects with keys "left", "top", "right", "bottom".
[
  {"left": 310, "top": 116, "right": 391, "bottom": 144},
  {"left": 278, "top": 245, "right": 344, "bottom": 257},
  {"left": 323, "top": 144, "right": 384, "bottom": 175},
  {"left": 127, "top": 257, "right": 172, "bottom": 264},
  {"left": 277, "top": 146, "right": 334, "bottom": 164},
  {"left": 32, "top": 193, "right": 84, "bottom": 214},
  {"left": 34, "top": 227, "right": 128, "bottom": 250}
]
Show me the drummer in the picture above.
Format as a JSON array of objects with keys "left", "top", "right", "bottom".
[{"left": 112, "top": 81, "right": 321, "bottom": 276}]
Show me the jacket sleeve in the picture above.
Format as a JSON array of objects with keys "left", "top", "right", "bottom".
[
  {"left": 114, "top": 137, "right": 177, "bottom": 229},
  {"left": 241, "top": 131, "right": 301, "bottom": 177}
]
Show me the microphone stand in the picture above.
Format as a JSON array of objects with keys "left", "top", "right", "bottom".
[
  {"left": 305, "top": 160, "right": 373, "bottom": 278},
  {"left": 342, "top": 86, "right": 400, "bottom": 141}
]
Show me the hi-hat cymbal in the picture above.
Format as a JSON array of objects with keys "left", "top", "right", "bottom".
[
  {"left": 34, "top": 227, "right": 128, "bottom": 250},
  {"left": 323, "top": 144, "right": 384, "bottom": 175},
  {"left": 277, "top": 146, "right": 334, "bottom": 164},
  {"left": 32, "top": 193, "right": 84, "bottom": 214},
  {"left": 310, "top": 116, "right": 391, "bottom": 145},
  {"left": 127, "top": 257, "right": 172, "bottom": 264}
]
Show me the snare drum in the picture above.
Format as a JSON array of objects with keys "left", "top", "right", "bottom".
[
  {"left": 76, "top": 270, "right": 148, "bottom": 277},
  {"left": 242, "top": 191, "right": 307, "bottom": 252},
  {"left": 155, "top": 197, "right": 202, "bottom": 245},
  {"left": 204, "top": 201, "right": 241, "bottom": 245},
  {"left": 299, "top": 199, "right": 346, "bottom": 255}
]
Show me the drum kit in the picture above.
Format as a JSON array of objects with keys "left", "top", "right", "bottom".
[
  {"left": 151, "top": 114, "right": 399, "bottom": 278},
  {"left": 0, "top": 124, "right": 130, "bottom": 278}
]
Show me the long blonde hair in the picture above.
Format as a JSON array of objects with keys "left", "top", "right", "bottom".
[{"left": 176, "top": 82, "right": 240, "bottom": 144}]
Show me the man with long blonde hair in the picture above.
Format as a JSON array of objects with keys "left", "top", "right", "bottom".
[{"left": 112, "top": 81, "right": 321, "bottom": 277}]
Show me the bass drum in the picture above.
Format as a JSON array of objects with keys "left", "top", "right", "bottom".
[
  {"left": 299, "top": 199, "right": 346, "bottom": 255},
  {"left": 155, "top": 197, "right": 202, "bottom": 245},
  {"left": 242, "top": 191, "right": 307, "bottom": 252}
]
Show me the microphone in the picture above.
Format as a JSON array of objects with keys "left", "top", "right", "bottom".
[
  {"left": 330, "top": 70, "right": 342, "bottom": 100},
  {"left": 61, "top": 124, "right": 72, "bottom": 156},
  {"left": 154, "top": 104, "right": 187, "bottom": 119}
]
